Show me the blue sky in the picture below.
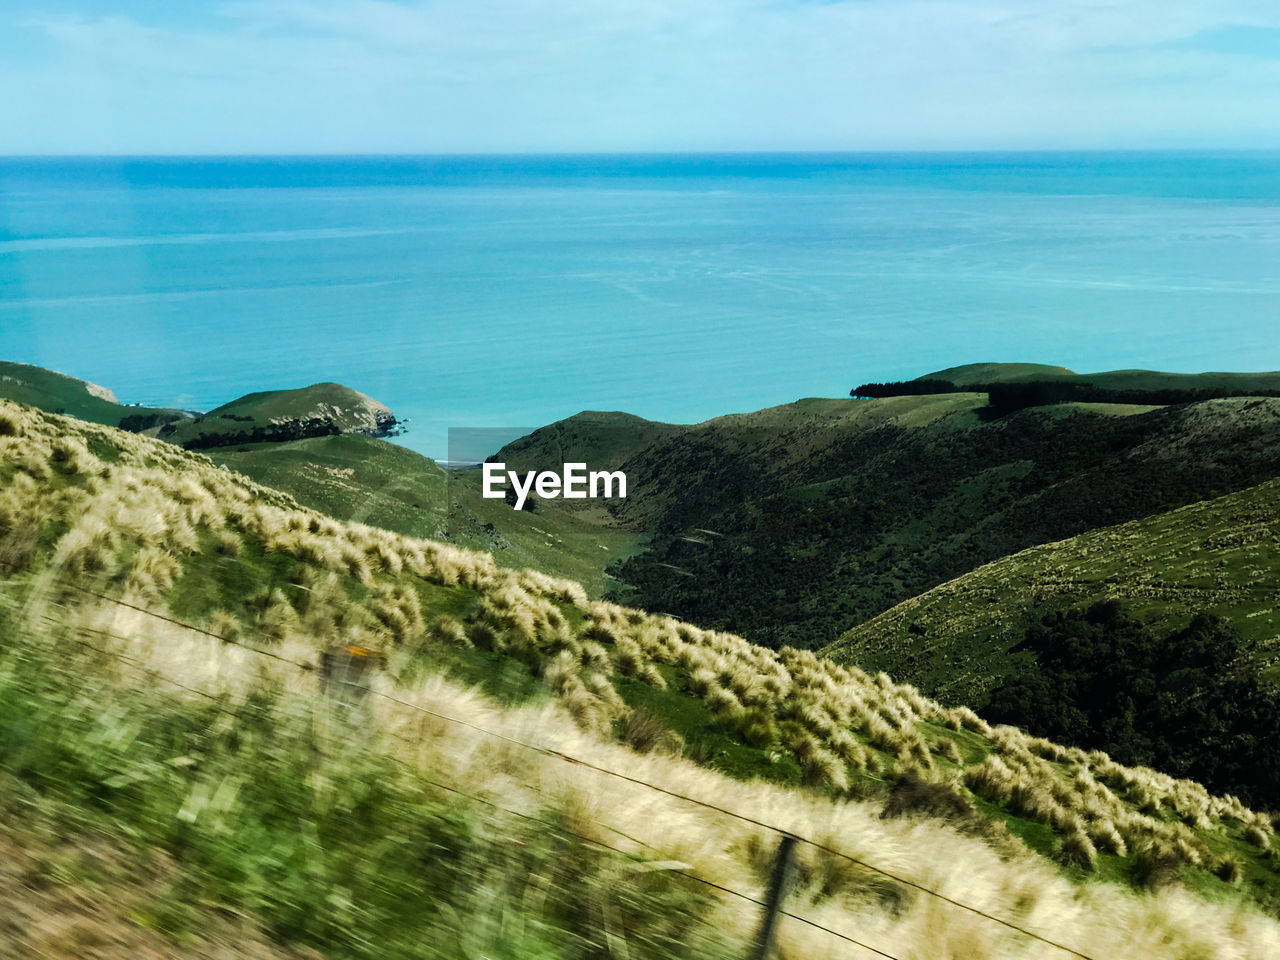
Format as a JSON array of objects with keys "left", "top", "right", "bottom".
[{"left": 2, "top": 0, "right": 1279, "bottom": 153}]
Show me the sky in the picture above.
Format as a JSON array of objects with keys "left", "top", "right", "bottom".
[{"left": 1, "top": 0, "right": 1279, "bottom": 154}]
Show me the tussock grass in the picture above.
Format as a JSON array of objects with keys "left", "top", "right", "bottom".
[
  {"left": 10, "top": 607, "right": 1280, "bottom": 960},
  {"left": 0, "top": 619, "right": 734, "bottom": 960},
  {"left": 5, "top": 397, "right": 1280, "bottom": 954}
]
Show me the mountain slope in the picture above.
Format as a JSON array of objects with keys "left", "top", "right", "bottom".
[
  {"left": 824, "top": 472, "right": 1280, "bottom": 704},
  {"left": 599, "top": 394, "right": 1280, "bottom": 650},
  {"left": 0, "top": 360, "right": 189, "bottom": 431},
  {"left": 491, "top": 410, "right": 681, "bottom": 478},
  {"left": 160, "top": 382, "right": 400, "bottom": 449},
  {"left": 919, "top": 362, "right": 1280, "bottom": 393},
  {"left": 209, "top": 433, "right": 449, "bottom": 540},
  {"left": 6, "top": 395, "right": 1280, "bottom": 940},
  {"left": 210, "top": 434, "right": 635, "bottom": 596},
  {"left": 923, "top": 362, "right": 1077, "bottom": 385}
]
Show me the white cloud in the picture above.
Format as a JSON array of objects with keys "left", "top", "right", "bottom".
[{"left": 3, "top": 0, "right": 1280, "bottom": 152}]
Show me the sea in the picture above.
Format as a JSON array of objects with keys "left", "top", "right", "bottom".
[{"left": 1, "top": 152, "right": 1278, "bottom": 459}]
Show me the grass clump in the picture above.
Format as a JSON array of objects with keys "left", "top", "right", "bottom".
[
  {"left": 8, "top": 397, "right": 1280, "bottom": 931},
  {"left": 0, "top": 625, "right": 737, "bottom": 960}
]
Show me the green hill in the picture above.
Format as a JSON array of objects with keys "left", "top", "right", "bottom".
[
  {"left": 0, "top": 364, "right": 633, "bottom": 593},
  {"left": 919, "top": 362, "right": 1280, "bottom": 393},
  {"left": 824, "top": 472, "right": 1280, "bottom": 704},
  {"left": 600, "top": 394, "right": 1280, "bottom": 651},
  {"left": 160, "top": 382, "right": 400, "bottom": 449},
  {"left": 210, "top": 433, "right": 449, "bottom": 540},
  {"left": 5, "top": 396, "right": 1280, "bottom": 956},
  {"left": 492, "top": 410, "right": 682, "bottom": 478},
  {"left": 25, "top": 360, "right": 1280, "bottom": 660},
  {"left": 0, "top": 360, "right": 189, "bottom": 430},
  {"left": 921, "top": 362, "right": 1078, "bottom": 385},
  {"left": 212, "top": 434, "right": 636, "bottom": 596}
]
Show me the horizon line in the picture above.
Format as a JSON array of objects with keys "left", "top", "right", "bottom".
[{"left": 4, "top": 147, "right": 1280, "bottom": 161}]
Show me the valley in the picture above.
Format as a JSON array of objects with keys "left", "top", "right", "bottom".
[{"left": 5, "top": 360, "right": 1280, "bottom": 957}]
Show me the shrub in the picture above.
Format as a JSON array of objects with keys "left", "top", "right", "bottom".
[
  {"left": 614, "top": 637, "right": 645, "bottom": 676},
  {"left": 804, "top": 746, "right": 850, "bottom": 794},
  {"left": 621, "top": 709, "right": 681, "bottom": 756},
  {"left": 704, "top": 684, "right": 744, "bottom": 721},
  {"left": 1059, "top": 826, "right": 1098, "bottom": 871},
  {"left": 882, "top": 769, "right": 972, "bottom": 821},
  {"left": 544, "top": 650, "right": 579, "bottom": 695},
  {"left": 370, "top": 586, "right": 425, "bottom": 644},
  {"left": 0, "top": 510, "right": 37, "bottom": 576},
  {"left": 896, "top": 736, "right": 933, "bottom": 770},
  {"left": 688, "top": 668, "right": 718, "bottom": 698},
  {"left": 829, "top": 731, "right": 869, "bottom": 771},
  {"left": 52, "top": 519, "right": 118, "bottom": 576},
  {"left": 947, "top": 706, "right": 990, "bottom": 735},
  {"left": 1130, "top": 840, "right": 1184, "bottom": 890},
  {"left": 426, "top": 615, "right": 471, "bottom": 649},
  {"left": 562, "top": 683, "right": 610, "bottom": 734},
  {"left": 637, "top": 662, "right": 667, "bottom": 690},
  {"left": 209, "top": 610, "right": 242, "bottom": 644},
  {"left": 738, "top": 709, "right": 779, "bottom": 750},
  {"left": 985, "top": 602, "right": 1280, "bottom": 808},
  {"left": 1087, "top": 819, "right": 1127, "bottom": 856},
  {"left": 963, "top": 757, "right": 1014, "bottom": 804},
  {"left": 933, "top": 738, "right": 963, "bottom": 764},
  {"left": 215, "top": 530, "right": 242, "bottom": 557},
  {"left": 49, "top": 437, "right": 90, "bottom": 474},
  {"left": 579, "top": 620, "right": 621, "bottom": 647},
  {"left": 340, "top": 546, "right": 373, "bottom": 586},
  {"left": 583, "top": 671, "right": 625, "bottom": 713},
  {"left": 1213, "top": 854, "right": 1243, "bottom": 884},
  {"left": 1244, "top": 825, "right": 1271, "bottom": 850}
]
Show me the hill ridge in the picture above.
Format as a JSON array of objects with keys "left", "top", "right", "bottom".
[
  {"left": 160, "top": 381, "right": 401, "bottom": 449},
  {"left": 5, "top": 395, "right": 1280, "bottom": 924},
  {"left": 824, "top": 471, "right": 1280, "bottom": 705}
]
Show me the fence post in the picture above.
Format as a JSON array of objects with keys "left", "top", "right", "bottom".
[
  {"left": 751, "top": 835, "right": 798, "bottom": 960},
  {"left": 319, "top": 644, "right": 376, "bottom": 709}
]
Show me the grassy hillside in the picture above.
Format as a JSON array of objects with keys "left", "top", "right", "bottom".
[
  {"left": 599, "top": 394, "right": 1280, "bottom": 650},
  {"left": 825, "top": 472, "right": 1280, "bottom": 704},
  {"left": 161, "top": 382, "right": 399, "bottom": 449},
  {"left": 211, "top": 434, "right": 449, "bottom": 541},
  {"left": 447, "top": 469, "right": 639, "bottom": 595},
  {"left": 210, "top": 434, "right": 635, "bottom": 596},
  {"left": 493, "top": 410, "right": 682, "bottom": 476},
  {"left": 0, "top": 360, "right": 188, "bottom": 430},
  {"left": 4, "top": 397, "right": 1280, "bottom": 960},
  {"left": 919, "top": 362, "right": 1280, "bottom": 393},
  {"left": 24, "top": 359, "right": 1280, "bottom": 661},
  {"left": 923, "top": 362, "right": 1078, "bottom": 385}
]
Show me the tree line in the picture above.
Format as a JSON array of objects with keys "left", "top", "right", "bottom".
[
  {"left": 850, "top": 379, "right": 1280, "bottom": 409},
  {"left": 984, "top": 601, "right": 1280, "bottom": 808}
]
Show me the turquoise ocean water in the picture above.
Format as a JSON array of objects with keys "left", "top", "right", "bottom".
[{"left": 1, "top": 153, "right": 1278, "bottom": 458}]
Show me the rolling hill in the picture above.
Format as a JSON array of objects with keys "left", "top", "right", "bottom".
[
  {"left": 159, "top": 382, "right": 400, "bottom": 449},
  {"left": 11, "top": 359, "right": 1280, "bottom": 662},
  {"left": 209, "top": 433, "right": 448, "bottom": 540},
  {"left": 824, "top": 471, "right": 1280, "bottom": 704},
  {"left": 501, "top": 391, "right": 1280, "bottom": 652},
  {"left": 920, "top": 361, "right": 1280, "bottom": 393},
  {"left": 213, "top": 435, "right": 636, "bottom": 597},
  {"left": 0, "top": 360, "right": 190, "bottom": 431},
  {"left": 0, "top": 364, "right": 635, "bottom": 595},
  {"left": 5, "top": 396, "right": 1280, "bottom": 958},
  {"left": 491, "top": 410, "right": 682, "bottom": 477}
]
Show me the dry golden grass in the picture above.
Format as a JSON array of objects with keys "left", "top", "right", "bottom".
[
  {"left": 17, "top": 605, "right": 1280, "bottom": 960},
  {"left": 6, "top": 397, "right": 1280, "bottom": 957}
]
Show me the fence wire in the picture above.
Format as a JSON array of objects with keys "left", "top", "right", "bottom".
[{"left": 6, "top": 578, "right": 1104, "bottom": 960}]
